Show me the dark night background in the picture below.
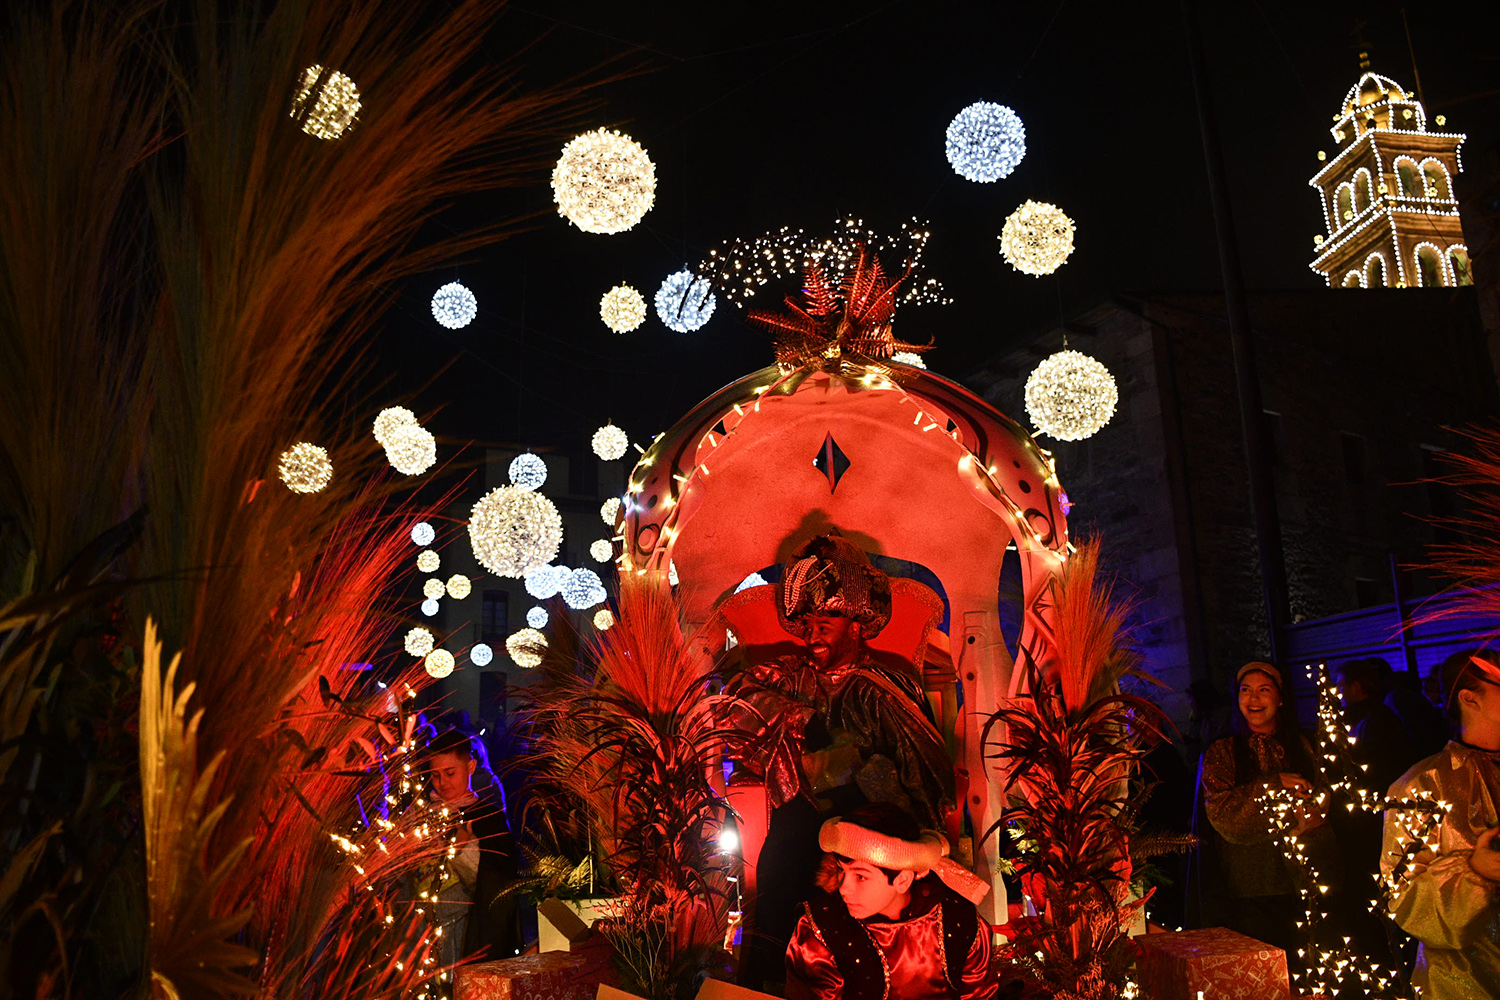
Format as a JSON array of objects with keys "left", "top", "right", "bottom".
[{"left": 376, "top": 1, "right": 1500, "bottom": 453}]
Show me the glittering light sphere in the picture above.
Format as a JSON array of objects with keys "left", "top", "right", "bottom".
[
  {"left": 655, "top": 269, "right": 716, "bottom": 333},
  {"left": 417, "top": 549, "right": 440, "bottom": 573},
  {"left": 946, "top": 102, "right": 1026, "bottom": 182},
  {"left": 425, "top": 649, "right": 455, "bottom": 679},
  {"left": 278, "top": 442, "right": 333, "bottom": 493},
  {"left": 410, "top": 521, "right": 435, "bottom": 546},
  {"left": 468, "top": 487, "right": 563, "bottom": 578},
  {"left": 524, "top": 564, "right": 568, "bottom": 600},
  {"left": 735, "top": 572, "right": 769, "bottom": 593},
  {"left": 526, "top": 606, "right": 548, "bottom": 629},
  {"left": 374, "top": 407, "right": 419, "bottom": 447},
  {"left": 999, "top": 200, "right": 1076, "bottom": 277},
  {"left": 593, "top": 609, "right": 615, "bottom": 630},
  {"left": 445, "top": 574, "right": 472, "bottom": 600},
  {"left": 508, "top": 453, "right": 547, "bottom": 491},
  {"left": 431, "top": 282, "right": 478, "bottom": 329},
  {"left": 385, "top": 424, "right": 436, "bottom": 475},
  {"left": 600, "top": 498, "right": 621, "bottom": 526},
  {"left": 589, "top": 539, "right": 613, "bottom": 563},
  {"left": 552, "top": 128, "right": 657, "bottom": 234},
  {"left": 421, "top": 598, "right": 439, "bottom": 617},
  {"left": 423, "top": 577, "right": 446, "bottom": 600},
  {"left": 591, "top": 424, "right": 629, "bottom": 461},
  {"left": 470, "top": 642, "right": 494, "bottom": 667},
  {"left": 291, "top": 65, "right": 360, "bottom": 140},
  {"left": 599, "top": 284, "right": 647, "bottom": 333},
  {"left": 891, "top": 351, "right": 927, "bottom": 369},
  {"left": 1024, "top": 349, "right": 1118, "bottom": 442},
  {"left": 404, "top": 627, "right": 435, "bottom": 657},
  {"left": 507, "top": 629, "right": 548, "bottom": 668},
  {"left": 562, "top": 568, "right": 607, "bottom": 610}
]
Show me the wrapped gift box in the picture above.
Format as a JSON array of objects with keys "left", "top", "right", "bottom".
[
  {"left": 1135, "top": 927, "right": 1289, "bottom": 1000},
  {"left": 457, "top": 951, "right": 612, "bottom": 1000}
]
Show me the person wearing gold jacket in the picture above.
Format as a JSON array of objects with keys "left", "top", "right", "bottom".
[{"left": 1383, "top": 650, "right": 1500, "bottom": 1000}]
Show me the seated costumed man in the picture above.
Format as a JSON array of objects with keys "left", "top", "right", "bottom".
[
  {"left": 726, "top": 535, "right": 954, "bottom": 989},
  {"left": 786, "top": 803, "right": 996, "bottom": 1000}
]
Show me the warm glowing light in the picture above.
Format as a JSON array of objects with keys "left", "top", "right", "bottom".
[
  {"left": 445, "top": 574, "right": 472, "bottom": 600},
  {"left": 999, "top": 200, "right": 1076, "bottom": 276},
  {"left": 468, "top": 486, "right": 563, "bottom": 578},
  {"left": 592, "top": 424, "right": 629, "bottom": 461},
  {"left": 423, "top": 578, "right": 446, "bottom": 600},
  {"left": 891, "top": 351, "right": 926, "bottom": 369},
  {"left": 470, "top": 642, "right": 494, "bottom": 667},
  {"left": 404, "top": 627, "right": 435, "bottom": 657},
  {"left": 526, "top": 606, "right": 548, "bottom": 629},
  {"left": 424, "top": 649, "right": 455, "bottom": 679},
  {"left": 562, "top": 568, "right": 606, "bottom": 610},
  {"left": 291, "top": 65, "right": 360, "bottom": 140},
  {"left": 589, "top": 539, "right": 613, "bottom": 563},
  {"left": 718, "top": 828, "right": 740, "bottom": 853},
  {"left": 551, "top": 128, "right": 656, "bottom": 234},
  {"left": 417, "top": 550, "right": 440, "bottom": 573},
  {"left": 508, "top": 453, "right": 547, "bottom": 491},
  {"left": 1024, "top": 349, "right": 1118, "bottom": 442},
  {"left": 592, "top": 609, "right": 615, "bottom": 630},
  {"left": 430, "top": 282, "right": 477, "bottom": 330},
  {"left": 385, "top": 424, "right": 436, "bottom": 475},
  {"left": 506, "top": 628, "right": 548, "bottom": 668},
  {"left": 410, "top": 521, "right": 435, "bottom": 546},
  {"left": 599, "top": 285, "right": 647, "bottom": 333},
  {"left": 600, "top": 497, "right": 621, "bottom": 526},
  {"left": 374, "top": 407, "right": 418, "bottom": 447},
  {"left": 278, "top": 442, "right": 333, "bottom": 493},
  {"left": 946, "top": 102, "right": 1026, "bottom": 182},
  {"left": 655, "top": 269, "right": 716, "bottom": 332}
]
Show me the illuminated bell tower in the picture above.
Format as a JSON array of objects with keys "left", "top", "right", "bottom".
[{"left": 1308, "top": 62, "right": 1470, "bottom": 289}]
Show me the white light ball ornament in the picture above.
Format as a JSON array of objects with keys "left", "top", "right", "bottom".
[
  {"left": 468, "top": 487, "right": 563, "bottom": 578},
  {"left": 1000, "top": 201, "right": 1076, "bottom": 277},
  {"left": 526, "top": 606, "right": 548, "bottom": 629},
  {"left": 946, "top": 102, "right": 1026, "bottom": 182},
  {"left": 593, "top": 609, "right": 615, "bottom": 631},
  {"left": 425, "top": 649, "right": 455, "bottom": 679},
  {"left": 410, "top": 522, "right": 436, "bottom": 547},
  {"left": 405, "top": 627, "right": 435, "bottom": 658},
  {"left": 507, "top": 629, "right": 548, "bottom": 668},
  {"left": 385, "top": 424, "right": 436, "bottom": 475},
  {"left": 278, "top": 443, "right": 333, "bottom": 494},
  {"left": 1024, "top": 349, "right": 1119, "bottom": 442},
  {"left": 508, "top": 453, "right": 547, "bottom": 491},
  {"left": 592, "top": 424, "right": 629, "bottom": 461},
  {"left": 552, "top": 128, "right": 656, "bottom": 234},
  {"left": 374, "top": 407, "right": 419, "bottom": 448},
  {"left": 655, "top": 269, "right": 716, "bottom": 333},
  {"left": 600, "top": 285, "right": 647, "bottom": 333},
  {"left": 421, "top": 598, "right": 439, "bottom": 617},
  {"left": 524, "top": 564, "right": 567, "bottom": 600},
  {"left": 470, "top": 642, "right": 494, "bottom": 667},
  {"left": 891, "top": 352, "right": 927, "bottom": 369},
  {"left": 431, "top": 282, "right": 478, "bottom": 330},
  {"left": 589, "top": 539, "right": 613, "bottom": 563},
  {"left": 600, "top": 498, "right": 621, "bottom": 526},
  {"left": 562, "top": 568, "right": 607, "bottom": 610}
]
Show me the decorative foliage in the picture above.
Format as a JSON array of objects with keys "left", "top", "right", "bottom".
[
  {"left": 509, "top": 452, "right": 548, "bottom": 490},
  {"left": 563, "top": 567, "right": 607, "bottom": 609},
  {"left": 593, "top": 423, "right": 629, "bottom": 461},
  {"left": 552, "top": 128, "right": 656, "bottom": 234},
  {"left": 1025, "top": 349, "right": 1118, "bottom": 442},
  {"left": 430, "top": 280, "right": 477, "bottom": 329},
  {"left": 946, "top": 101, "right": 1026, "bottom": 181},
  {"left": 655, "top": 269, "right": 716, "bottom": 333},
  {"left": 600, "top": 284, "right": 647, "bottom": 333},
  {"left": 424, "top": 648, "right": 455, "bottom": 678},
  {"left": 1000, "top": 200, "right": 1076, "bottom": 276},
  {"left": 384, "top": 423, "right": 437, "bottom": 475},
  {"left": 469, "top": 486, "right": 564, "bottom": 578},
  {"left": 507, "top": 627, "right": 548, "bottom": 668},
  {"left": 278, "top": 442, "right": 334, "bottom": 493},
  {"left": 290, "top": 65, "right": 360, "bottom": 140}
]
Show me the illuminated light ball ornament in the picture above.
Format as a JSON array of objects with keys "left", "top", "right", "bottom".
[
  {"left": 431, "top": 281, "right": 478, "bottom": 330},
  {"left": 424, "top": 648, "right": 455, "bottom": 679},
  {"left": 290, "top": 65, "right": 360, "bottom": 140},
  {"left": 423, "top": 578, "right": 446, "bottom": 600},
  {"left": 421, "top": 598, "right": 439, "bottom": 617},
  {"left": 552, "top": 128, "right": 656, "bottom": 234},
  {"left": 593, "top": 609, "right": 615, "bottom": 631},
  {"left": 468, "top": 486, "right": 563, "bottom": 578},
  {"left": 410, "top": 521, "right": 436, "bottom": 547},
  {"left": 891, "top": 351, "right": 927, "bottom": 369},
  {"left": 446, "top": 574, "right": 472, "bottom": 600},
  {"left": 1024, "top": 349, "right": 1119, "bottom": 442},
  {"left": 417, "top": 549, "right": 440, "bottom": 573},
  {"left": 385, "top": 424, "right": 437, "bottom": 475},
  {"left": 945, "top": 102, "right": 1026, "bottom": 182},
  {"left": 589, "top": 539, "right": 613, "bottom": 563},
  {"left": 404, "top": 627, "right": 435, "bottom": 658},
  {"left": 562, "top": 568, "right": 607, "bottom": 610},
  {"left": 655, "top": 269, "right": 716, "bottom": 333},
  {"left": 524, "top": 564, "right": 567, "bottom": 600},
  {"left": 592, "top": 423, "right": 629, "bottom": 461},
  {"left": 600, "top": 497, "right": 621, "bottom": 526},
  {"left": 374, "top": 407, "right": 418, "bottom": 448},
  {"left": 999, "top": 200, "right": 1076, "bottom": 277},
  {"left": 507, "top": 628, "right": 548, "bottom": 668},
  {"left": 508, "top": 452, "right": 548, "bottom": 491},
  {"left": 526, "top": 606, "right": 549, "bottom": 629},
  {"left": 277, "top": 442, "right": 333, "bottom": 494},
  {"left": 599, "top": 285, "right": 647, "bottom": 333},
  {"left": 470, "top": 642, "right": 494, "bottom": 667}
]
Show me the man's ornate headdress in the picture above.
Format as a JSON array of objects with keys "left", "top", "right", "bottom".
[
  {"left": 819, "top": 816, "right": 989, "bottom": 904},
  {"left": 779, "top": 535, "right": 892, "bottom": 637}
]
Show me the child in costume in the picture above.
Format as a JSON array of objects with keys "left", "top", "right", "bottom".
[{"left": 785, "top": 804, "right": 997, "bottom": 1000}]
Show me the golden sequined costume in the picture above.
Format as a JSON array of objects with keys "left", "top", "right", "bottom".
[{"left": 1382, "top": 741, "right": 1500, "bottom": 1000}]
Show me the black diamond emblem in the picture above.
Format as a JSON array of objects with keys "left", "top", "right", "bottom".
[{"left": 812, "top": 432, "right": 851, "bottom": 492}]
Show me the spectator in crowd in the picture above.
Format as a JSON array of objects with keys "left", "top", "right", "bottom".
[
  {"left": 1376, "top": 657, "right": 1449, "bottom": 762},
  {"left": 1334, "top": 658, "right": 1413, "bottom": 792}
]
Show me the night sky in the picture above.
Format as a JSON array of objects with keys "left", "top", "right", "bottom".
[{"left": 376, "top": 1, "right": 1500, "bottom": 455}]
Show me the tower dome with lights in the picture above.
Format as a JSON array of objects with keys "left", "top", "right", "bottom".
[{"left": 1308, "top": 60, "right": 1469, "bottom": 289}]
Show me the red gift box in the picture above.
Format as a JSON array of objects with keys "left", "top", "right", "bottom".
[
  {"left": 456, "top": 951, "right": 613, "bottom": 1000},
  {"left": 1135, "top": 927, "right": 1289, "bottom": 1000}
]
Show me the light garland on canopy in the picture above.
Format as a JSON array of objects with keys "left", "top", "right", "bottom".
[
  {"left": 655, "top": 269, "right": 716, "bottom": 332},
  {"left": 592, "top": 424, "right": 629, "bottom": 461},
  {"left": 445, "top": 575, "right": 472, "bottom": 600},
  {"left": 506, "top": 629, "right": 548, "bottom": 668},
  {"left": 416, "top": 550, "right": 440, "bottom": 573},
  {"left": 593, "top": 609, "right": 615, "bottom": 630},
  {"left": 424, "top": 649, "right": 455, "bottom": 679},
  {"left": 410, "top": 521, "right": 435, "bottom": 546},
  {"left": 422, "top": 578, "right": 446, "bottom": 600},
  {"left": 1024, "top": 349, "right": 1118, "bottom": 441},
  {"left": 278, "top": 442, "right": 333, "bottom": 493},
  {"left": 468, "top": 486, "right": 563, "bottom": 578},
  {"left": 470, "top": 642, "right": 493, "bottom": 667},
  {"left": 599, "top": 285, "right": 647, "bottom": 333},
  {"left": 290, "top": 65, "right": 360, "bottom": 140},
  {"left": 551, "top": 128, "right": 656, "bottom": 234},
  {"left": 589, "top": 539, "right": 613, "bottom": 563},
  {"left": 999, "top": 201, "right": 1076, "bottom": 276},
  {"left": 562, "top": 568, "right": 607, "bottom": 610},
  {"left": 600, "top": 497, "right": 621, "bottom": 526},
  {"left": 524, "top": 564, "right": 567, "bottom": 600},
  {"left": 431, "top": 282, "right": 478, "bottom": 330},
  {"left": 374, "top": 407, "right": 418, "bottom": 448},
  {"left": 508, "top": 453, "right": 547, "bottom": 491},
  {"left": 526, "top": 606, "right": 548, "bottom": 629},
  {"left": 404, "top": 627, "right": 435, "bottom": 658},
  {"left": 385, "top": 424, "right": 436, "bottom": 475},
  {"left": 945, "top": 102, "right": 1026, "bottom": 182}
]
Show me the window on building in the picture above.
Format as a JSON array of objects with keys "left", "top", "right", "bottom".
[
  {"left": 1396, "top": 159, "right": 1419, "bottom": 196},
  {"left": 1450, "top": 247, "right": 1473, "bottom": 287},
  {"left": 1422, "top": 161, "right": 1451, "bottom": 199},
  {"left": 1354, "top": 171, "right": 1373, "bottom": 212},
  {"left": 1341, "top": 432, "right": 1367, "bottom": 485},
  {"left": 1365, "top": 254, "right": 1386, "bottom": 287},
  {"left": 1342, "top": 270, "right": 1362, "bottom": 288},
  {"left": 1335, "top": 185, "right": 1354, "bottom": 223},
  {"left": 1415, "top": 245, "right": 1445, "bottom": 287},
  {"left": 480, "top": 589, "right": 508, "bottom": 643}
]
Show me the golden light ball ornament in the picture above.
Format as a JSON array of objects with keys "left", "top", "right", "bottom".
[
  {"left": 468, "top": 486, "right": 563, "bottom": 578},
  {"left": 506, "top": 628, "right": 548, "bottom": 668},
  {"left": 374, "top": 407, "right": 419, "bottom": 447},
  {"left": 593, "top": 609, "right": 615, "bottom": 631},
  {"left": 278, "top": 442, "right": 333, "bottom": 493},
  {"left": 445, "top": 574, "right": 472, "bottom": 600},
  {"left": 291, "top": 65, "right": 360, "bottom": 140},
  {"left": 600, "top": 497, "right": 621, "bottom": 526},
  {"left": 424, "top": 649, "right": 455, "bottom": 679},
  {"left": 422, "top": 577, "right": 446, "bottom": 600},
  {"left": 416, "top": 549, "right": 440, "bottom": 573},
  {"left": 591, "top": 423, "right": 629, "bottom": 461},
  {"left": 589, "top": 539, "right": 613, "bottom": 563},
  {"left": 404, "top": 627, "right": 435, "bottom": 658},
  {"left": 552, "top": 128, "right": 657, "bottom": 234},
  {"left": 999, "top": 200, "right": 1076, "bottom": 277},
  {"left": 1024, "top": 349, "right": 1118, "bottom": 442},
  {"left": 599, "top": 284, "right": 648, "bottom": 333},
  {"left": 384, "top": 423, "right": 437, "bottom": 475}
]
